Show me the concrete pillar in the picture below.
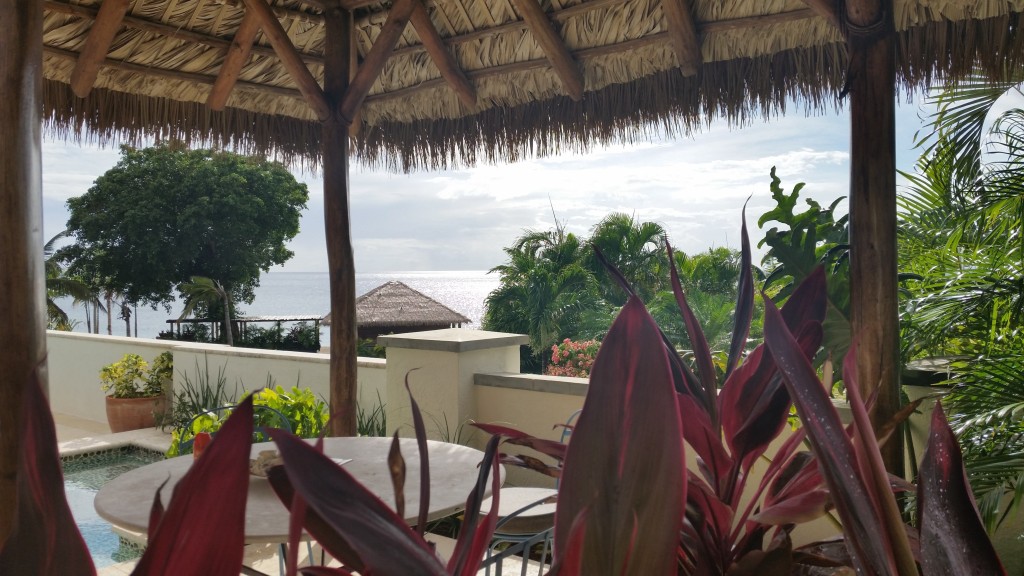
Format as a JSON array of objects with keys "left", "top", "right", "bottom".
[{"left": 379, "top": 329, "right": 528, "bottom": 440}]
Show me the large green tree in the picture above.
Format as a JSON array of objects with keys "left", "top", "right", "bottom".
[{"left": 61, "top": 143, "right": 308, "bottom": 311}]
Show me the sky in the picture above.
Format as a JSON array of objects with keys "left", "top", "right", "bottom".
[{"left": 41, "top": 96, "right": 941, "bottom": 274}]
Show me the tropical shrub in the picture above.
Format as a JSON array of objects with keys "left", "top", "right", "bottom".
[
  {"left": 167, "top": 384, "right": 328, "bottom": 457},
  {"left": 757, "top": 168, "right": 852, "bottom": 386},
  {"left": 99, "top": 353, "right": 167, "bottom": 399},
  {"left": 897, "top": 86, "right": 1024, "bottom": 527},
  {"left": 545, "top": 338, "right": 600, "bottom": 378}
]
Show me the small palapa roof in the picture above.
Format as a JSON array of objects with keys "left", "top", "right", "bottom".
[
  {"left": 322, "top": 281, "right": 470, "bottom": 327},
  {"left": 39, "top": 0, "right": 1023, "bottom": 172}
]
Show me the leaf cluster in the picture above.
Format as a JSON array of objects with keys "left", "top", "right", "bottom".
[{"left": 60, "top": 143, "right": 308, "bottom": 307}]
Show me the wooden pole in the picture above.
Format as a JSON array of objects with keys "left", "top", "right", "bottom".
[
  {"left": 0, "top": 0, "right": 46, "bottom": 544},
  {"left": 845, "top": 0, "right": 902, "bottom": 475},
  {"left": 323, "top": 3, "right": 358, "bottom": 436}
]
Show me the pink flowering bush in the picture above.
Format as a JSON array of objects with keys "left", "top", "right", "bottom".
[{"left": 546, "top": 338, "right": 601, "bottom": 377}]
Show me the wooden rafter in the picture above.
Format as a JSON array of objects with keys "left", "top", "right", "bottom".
[
  {"left": 208, "top": 10, "right": 262, "bottom": 110},
  {"left": 661, "top": 0, "right": 701, "bottom": 76},
  {"left": 802, "top": 0, "right": 840, "bottom": 29},
  {"left": 509, "top": 0, "right": 584, "bottom": 101},
  {"left": 239, "top": 0, "right": 331, "bottom": 121},
  {"left": 69, "top": 0, "right": 130, "bottom": 97},
  {"left": 44, "top": 7, "right": 822, "bottom": 109},
  {"left": 45, "top": 45, "right": 303, "bottom": 100},
  {"left": 410, "top": 0, "right": 476, "bottom": 109},
  {"left": 45, "top": 0, "right": 325, "bottom": 67},
  {"left": 339, "top": 0, "right": 416, "bottom": 124}
]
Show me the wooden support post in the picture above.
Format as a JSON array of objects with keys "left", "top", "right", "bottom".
[
  {"left": 240, "top": 0, "right": 331, "bottom": 120},
  {"left": 0, "top": 0, "right": 46, "bottom": 545},
  {"left": 207, "top": 10, "right": 262, "bottom": 110},
  {"left": 661, "top": 0, "right": 702, "bottom": 76},
  {"left": 339, "top": 0, "right": 415, "bottom": 125},
  {"left": 323, "top": 3, "right": 358, "bottom": 436},
  {"left": 70, "top": 0, "right": 130, "bottom": 97},
  {"left": 510, "top": 0, "right": 584, "bottom": 101},
  {"left": 845, "top": 0, "right": 902, "bottom": 475},
  {"left": 409, "top": 0, "right": 476, "bottom": 109}
]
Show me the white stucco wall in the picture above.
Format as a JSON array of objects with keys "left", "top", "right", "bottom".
[{"left": 46, "top": 331, "right": 387, "bottom": 424}]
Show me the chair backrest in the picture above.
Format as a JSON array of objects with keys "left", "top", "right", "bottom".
[
  {"left": 559, "top": 409, "right": 582, "bottom": 445},
  {"left": 178, "top": 403, "right": 293, "bottom": 452},
  {"left": 482, "top": 495, "right": 556, "bottom": 576}
]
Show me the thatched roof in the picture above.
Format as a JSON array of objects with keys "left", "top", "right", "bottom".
[
  {"left": 322, "top": 281, "right": 471, "bottom": 327},
  {"left": 40, "top": 0, "right": 1024, "bottom": 172}
]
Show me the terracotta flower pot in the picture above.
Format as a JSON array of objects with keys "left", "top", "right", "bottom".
[{"left": 105, "top": 395, "right": 167, "bottom": 433}]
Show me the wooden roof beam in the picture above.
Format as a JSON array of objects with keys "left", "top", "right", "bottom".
[
  {"left": 45, "top": 0, "right": 325, "bottom": 67},
  {"left": 70, "top": 0, "right": 130, "bottom": 97},
  {"left": 510, "top": 0, "right": 584, "bottom": 101},
  {"left": 339, "top": 0, "right": 416, "bottom": 125},
  {"left": 207, "top": 10, "right": 262, "bottom": 110},
  {"left": 409, "top": 1, "right": 476, "bottom": 109},
  {"left": 240, "top": 0, "right": 331, "bottom": 121},
  {"left": 802, "top": 0, "right": 841, "bottom": 29},
  {"left": 662, "top": 0, "right": 701, "bottom": 76}
]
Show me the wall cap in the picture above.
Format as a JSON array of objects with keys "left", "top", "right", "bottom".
[
  {"left": 379, "top": 328, "right": 529, "bottom": 353},
  {"left": 475, "top": 372, "right": 588, "bottom": 397}
]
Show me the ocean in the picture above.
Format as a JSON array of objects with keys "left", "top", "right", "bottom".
[{"left": 58, "top": 271, "right": 500, "bottom": 340}]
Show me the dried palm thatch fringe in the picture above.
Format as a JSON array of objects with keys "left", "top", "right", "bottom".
[
  {"left": 40, "top": 4, "right": 1024, "bottom": 172},
  {"left": 43, "top": 78, "right": 324, "bottom": 167}
]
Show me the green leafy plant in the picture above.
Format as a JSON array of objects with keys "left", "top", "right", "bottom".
[
  {"left": 99, "top": 353, "right": 166, "bottom": 399},
  {"left": 758, "top": 167, "right": 852, "bottom": 384},
  {"left": 167, "top": 380, "right": 328, "bottom": 457},
  {"left": 357, "top": 391, "right": 387, "bottom": 437},
  {"left": 357, "top": 337, "right": 387, "bottom": 358}
]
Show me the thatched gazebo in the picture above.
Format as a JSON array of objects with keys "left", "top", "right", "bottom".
[
  {"left": 323, "top": 280, "right": 471, "bottom": 340},
  {"left": 2, "top": 0, "right": 1021, "bottom": 541}
]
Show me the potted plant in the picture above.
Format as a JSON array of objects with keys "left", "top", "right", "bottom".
[{"left": 101, "top": 352, "right": 172, "bottom": 432}]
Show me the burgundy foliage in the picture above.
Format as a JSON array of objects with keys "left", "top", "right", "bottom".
[
  {"left": 131, "top": 395, "right": 254, "bottom": 575},
  {"left": 918, "top": 404, "right": 1005, "bottom": 575},
  {"left": 0, "top": 219, "right": 1009, "bottom": 576},
  {"left": 0, "top": 367, "right": 95, "bottom": 576}
]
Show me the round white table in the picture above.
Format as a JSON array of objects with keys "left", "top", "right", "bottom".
[{"left": 95, "top": 437, "right": 500, "bottom": 544}]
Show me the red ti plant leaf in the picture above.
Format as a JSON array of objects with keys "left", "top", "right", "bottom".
[
  {"left": 471, "top": 422, "right": 568, "bottom": 463},
  {"left": 445, "top": 435, "right": 502, "bottom": 576},
  {"left": 132, "top": 395, "right": 255, "bottom": 576},
  {"left": 668, "top": 241, "right": 720, "bottom": 429},
  {"left": 726, "top": 204, "right": 755, "bottom": 378},
  {"left": 271, "top": 430, "right": 448, "bottom": 576},
  {"left": 553, "top": 296, "right": 685, "bottom": 575},
  {"left": 0, "top": 365, "right": 95, "bottom": 576},
  {"left": 763, "top": 299, "right": 910, "bottom": 576},
  {"left": 918, "top": 402, "right": 1006, "bottom": 576}
]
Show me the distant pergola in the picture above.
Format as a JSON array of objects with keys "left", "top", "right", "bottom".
[
  {"left": 168, "top": 315, "right": 324, "bottom": 342},
  {"left": 2, "top": 0, "right": 1022, "bottom": 542}
]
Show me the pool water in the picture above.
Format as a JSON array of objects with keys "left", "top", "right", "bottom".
[{"left": 62, "top": 447, "right": 165, "bottom": 569}]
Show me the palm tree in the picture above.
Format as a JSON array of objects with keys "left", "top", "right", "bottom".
[
  {"left": 44, "top": 231, "right": 102, "bottom": 329},
  {"left": 484, "top": 222, "right": 599, "bottom": 366},
  {"left": 584, "top": 213, "right": 668, "bottom": 305},
  {"left": 899, "top": 84, "right": 1024, "bottom": 529},
  {"left": 179, "top": 276, "right": 234, "bottom": 346}
]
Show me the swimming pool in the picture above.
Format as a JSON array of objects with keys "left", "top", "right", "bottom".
[{"left": 62, "top": 446, "right": 165, "bottom": 569}]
